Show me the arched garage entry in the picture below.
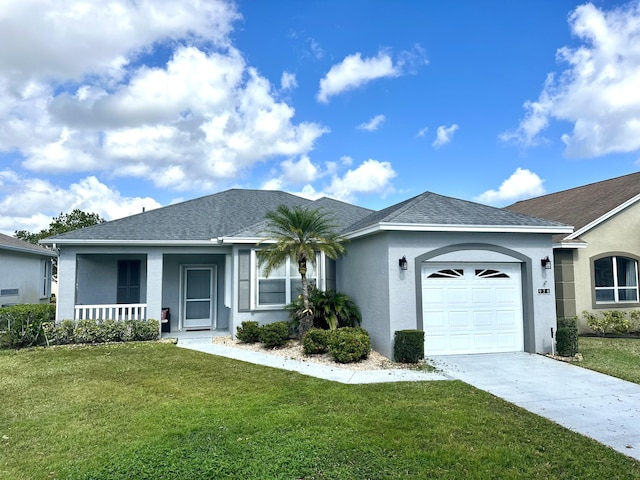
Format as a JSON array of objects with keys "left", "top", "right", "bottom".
[{"left": 414, "top": 244, "right": 534, "bottom": 355}]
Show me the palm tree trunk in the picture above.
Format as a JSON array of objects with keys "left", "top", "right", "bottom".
[{"left": 298, "top": 256, "right": 313, "bottom": 340}]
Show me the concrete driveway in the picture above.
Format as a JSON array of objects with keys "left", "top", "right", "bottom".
[{"left": 430, "top": 352, "right": 640, "bottom": 461}]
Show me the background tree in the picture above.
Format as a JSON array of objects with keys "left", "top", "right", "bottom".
[
  {"left": 257, "top": 205, "right": 347, "bottom": 340},
  {"left": 15, "top": 209, "right": 105, "bottom": 245},
  {"left": 14, "top": 209, "right": 106, "bottom": 281}
]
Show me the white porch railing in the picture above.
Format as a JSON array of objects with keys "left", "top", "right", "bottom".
[{"left": 74, "top": 304, "right": 148, "bottom": 321}]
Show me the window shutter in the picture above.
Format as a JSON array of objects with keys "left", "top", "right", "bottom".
[{"left": 238, "top": 250, "right": 251, "bottom": 311}]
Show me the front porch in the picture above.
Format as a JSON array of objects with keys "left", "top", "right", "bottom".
[{"left": 57, "top": 250, "right": 232, "bottom": 334}]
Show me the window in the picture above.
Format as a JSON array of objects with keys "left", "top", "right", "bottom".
[
  {"left": 254, "top": 253, "right": 318, "bottom": 308},
  {"left": 41, "top": 259, "right": 51, "bottom": 298},
  {"left": 117, "top": 260, "right": 141, "bottom": 304},
  {"left": 594, "top": 256, "right": 638, "bottom": 303}
]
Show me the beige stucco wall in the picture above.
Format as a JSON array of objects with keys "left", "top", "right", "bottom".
[{"left": 572, "top": 203, "right": 640, "bottom": 329}]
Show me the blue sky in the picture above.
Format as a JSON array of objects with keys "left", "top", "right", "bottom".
[{"left": 1, "top": 0, "right": 639, "bottom": 234}]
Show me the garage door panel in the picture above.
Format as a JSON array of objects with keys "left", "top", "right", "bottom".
[
  {"left": 422, "top": 287, "right": 446, "bottom": 305},
  {"left": 423, "top": 312, "right": 446, "bottom": 328},
  {"left": 449, "top": 334, "right": 471, "bottom": 351},
  {"left": 497, "top": 333, "right": 519, "bottom": 349},
  {"left": 472, "top": 311, "right": 492, "bottom": 327},
  {"left": 422, "top": 262, "right": 524, "bottom": 355},
  {"left": 448, "top": 311, "right": 471, "bottom": 328},
  {"left": 496, "top": 310, "right": 519, "bottom": 326},
  {"left": 471, "top": 287, "right": 492, "bottom": 304},
  {"left": 495, "top": 287, "right": 518, "bottom": 304},
  {"left": 447, "top": 288, "right": 468, "bottom": 305},
  {"left": 473, "top": 334, "right": 494, "bottom": 350}
]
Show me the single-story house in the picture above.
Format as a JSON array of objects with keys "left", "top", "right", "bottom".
[
  {"left": 0, "top": 232, "right": 56, "bottom": 306},
  {"left": 41, "top": 189, "right": 571, "bottom": 358},
  {"left": 506, "top": 172, "right": 640, "bottom": 331}
]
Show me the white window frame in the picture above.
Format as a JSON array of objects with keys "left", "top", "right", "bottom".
[
  {"left": 594, "top": 255, "right": 639, "bottom": 304},
  {"left": 251, "top": 251, "right": 324, "bottom": 309}
]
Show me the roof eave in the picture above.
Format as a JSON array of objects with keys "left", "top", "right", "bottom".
[
  {"left": 0, "top": 244, "right": 57, "bottom": 257},
  {"left": 41, "top": 239, "right": 226, "bottom": 246},
  {"left": 344, "top": 222, "right": 574, "bottom": 239}
]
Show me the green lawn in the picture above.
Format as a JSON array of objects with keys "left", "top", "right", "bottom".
[
  {"left": 1, "top": 343, "right": 639, "bottom": 479},
  {"left": 579, "top": 336, "right": 640, "bottom": 384}
]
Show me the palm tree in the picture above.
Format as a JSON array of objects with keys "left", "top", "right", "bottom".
[{"left": 257, "top": 204, "right": 347, "bottom": 339}]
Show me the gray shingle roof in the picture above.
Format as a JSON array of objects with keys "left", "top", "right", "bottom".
[
  {"left": 0, "top": 232, "right": 56, "bottom": 256},
  {"left": 345, "top": 191, "right": 567, "bottom": 233},
  {"left": 43, "top": 189, "right": 310, "bottom": 242},
  {"left": 226, "top": 196, "right": 374, "bottom": 238},
  {"left": 42, "top": 188, "right": 567, "bottom": 245},
  {"left": 506, "top": 172, "right": 640, "bottom": 238}
]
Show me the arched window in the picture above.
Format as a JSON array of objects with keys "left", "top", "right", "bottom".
[{"left": 594, "top": 256, "right": 638, "bottom": 303}]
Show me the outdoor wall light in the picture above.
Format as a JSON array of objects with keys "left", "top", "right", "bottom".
[
  {"left": 399, "top": 256, "right": 408, "bottom": 271},
  {"left": 541, "top": 256, "right": 552, "bottom": 269}
]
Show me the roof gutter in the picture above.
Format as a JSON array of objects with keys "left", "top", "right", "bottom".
[{"left": 344, "top": 222, "right": 574, "bottom": 239}]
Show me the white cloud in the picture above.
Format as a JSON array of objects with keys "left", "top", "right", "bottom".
[
  {"left": 357, "top": 114, "right": 386, "bottom": 131},
  {"left": 474, "top": 168, "right": 546, "bottom": 205},
  {"left": 0, "top": 0, "right": 239, "bottom": 87},
  {"left": 281, "top": 71, "right": 297, "bottom": 90},
  {"left": 281, "top": 156, "right": 318, "bottom": 184},
  {"left": 502, "top": 2, "right": 640, "bottom": 158},
  {"left": 432, "top": 124, "right": 459, "bottom": 148},
  {"left": 326, "top": 159, "right": 396, "bottom": 202},
  {"left": 416, "top": 126, "right": 429, "bottom": 138},
  {"left": 317, "top": 51, "right": 405, "bottom": 103},
  {"left": 0, "top": 172, "right": 161, "bottom": 234}
]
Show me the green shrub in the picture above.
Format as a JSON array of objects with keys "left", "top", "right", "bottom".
[
  {"left": 328, "top": 327, "right": 370, "bottom": 363},
  {"left": 74, "top": 319, "right": 103, "bottom": 343},
  {"left": 603, "top": 310, "right": 631, "bottom": 334},
  {"left": 394, "top": 330, "right": 425, "bottom": 363},
  {"left": 43, "top": 319, "right": 75, "bottom": 345},
  {"left": 127, "top": 319, "right": 159, "bottom": 341},
  {"left": 102, "top": 319, "right": 128, "bottom": 342},
  {"left": 556, "top": 317, "right": 578, "bottom": 357},
  {"left": 259, "top": 321, "right": 290, "bottom": 348},
  {"left": 629, "top": 310, "right": 640, "bottom": 333},
  {"left": 582, "top": 310, "right": 608, "bottom": 336},
  {"left": 303, "top": 328, "right": 331, "bottom": 355},
  {"left": 583, "top": 310, "right": 632, "bottom": 335},
  {"left": 236, "top": 321, "right": 261, "bottom": 343},
  {"left": 0, "top": 304, "right": 56, "bottom": 349},
  {"left": 287, "top": 288, "right": 362, "bottom": 332}
]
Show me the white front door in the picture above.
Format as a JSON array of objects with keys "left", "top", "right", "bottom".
[
  {"left": 182, "top": 266, "right": 216, "bottom": 330},
  {"left": 421, "top": 262, "right": 524, "bottom": 355}
]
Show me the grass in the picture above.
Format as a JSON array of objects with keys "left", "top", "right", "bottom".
[
  {"left": 1, "top": 343, "right": 639, "bottom": 479},
  {"left": 578, "top": 336, "right": 640, "bottom": 384}
]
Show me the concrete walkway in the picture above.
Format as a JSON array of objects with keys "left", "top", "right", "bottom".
[
  {"left": 430, "top": 352, "right": 640, "bottom": 461},
  {"left": 177, "top": 340, "right": 449, "bottom": 384}
]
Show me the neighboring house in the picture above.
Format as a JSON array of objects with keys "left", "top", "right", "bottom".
[
  {"left": 0, "top": 233, "right": 56, "bottom": 306},
  {"left": 41, "top": 189, "right": 570, "bottom": 358},
  {"left": 506, "top": 172, "right": 640, "bottom": 331}
]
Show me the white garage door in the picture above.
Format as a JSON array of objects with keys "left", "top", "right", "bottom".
[{"left": 421, "top": 263, "right": 524, "bottom": 355}]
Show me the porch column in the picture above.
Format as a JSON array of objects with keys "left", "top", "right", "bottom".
[
  {"left": 146, "top": 250, "right": 164, "bottom": 322},
  {"left": 56, "top": 248, "right": 77, "bottom": 322}
]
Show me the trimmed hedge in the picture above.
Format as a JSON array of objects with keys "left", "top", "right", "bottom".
[
  {"left": 258, "top": 321, "right": 290, "bottom": 348},
  {"left": 0, "top": 304, "right": 56, "bottom": 349},
  {"left": 303, "top": 328, "right": 331, "bottom": 355},
  {"left": 556, "top": 317, "right": 578, "bottom": 357},
  {"left": 328, "top": 327, "right": 370, "bottom": 363},
  {"left": 236, "top": 321, "right": 261, "bottom": 343},
  {"left": 394, "top": 330, "right": 425, "bottom": 363}
]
